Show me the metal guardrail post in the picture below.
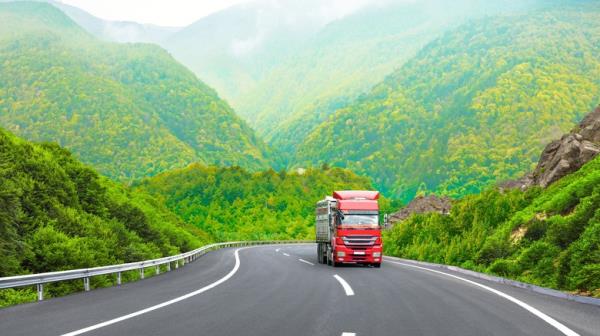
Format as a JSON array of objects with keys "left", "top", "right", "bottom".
[
  {"left": 117, "top": 272, "right": 122, "bottom": 285},
  {"left": 167, "top": 263, "right": 171, "bottom": 272},
  {"left": 140, "top": 268, "right": 145, "bottom": 280},
  {"left": 83, "top": 277, "right": 90, "bottom": 292},
  {"left": 37, "top": 283, "right": 43, "bottom": 301},
  {"left": 155, "top": 266, "right": 160, "bottom": 276}
]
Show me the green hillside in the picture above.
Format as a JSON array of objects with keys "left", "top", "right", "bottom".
[
  {"left": 385, "top": 155, "right": 600, "bottom": 297},
  {"left": 239, "top": 1, "right": 541, "bottom": 155},
  {"left": 0, "top": 127, "right": 209, "bottom": 305},
  {"left": 295, "top": 4, "right": 600, "bottom": 202},
  {"left": 134, "top": 164, "right": 397, "bottom": 242},
  {"left": 0, "top": 2, "right": 270, "bottom": 181}
]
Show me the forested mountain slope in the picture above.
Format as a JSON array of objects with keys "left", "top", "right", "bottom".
[
  {"left": 241, "top": 1, "right": 543, "bottom": 149},
  {"left": 134, "top": 165, "right": 397, "bottom": 242},
  {"left": 296, "top": 4, "right": 600, "bottom": 202},
  {"left": 163, "top": 0, "right": 540, "bottom": 154},
  {"left": 0, "top": 127, "right": 209, "bottom": 305},
  {"left": 0, "top": 2, "right": 270, "bottom": 180}
]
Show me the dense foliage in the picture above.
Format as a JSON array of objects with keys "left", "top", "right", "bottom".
[
  {"left": 0, "top": 127, "right": 208, "bottom": 306},
  {"left": 162, "top": 0, "right": 540, "bottom": 160},
  {"left": 295, "top": 4, "right": 600, "bottom": 202},
  {"left": 134, "top": 164, "right": 398, "bottom": 242},
  {"left": 385, "top": 156, "right": 600, "bottom": 297},
  {"left": 0, "top": 2, "right": 270, "bottom": 181}
]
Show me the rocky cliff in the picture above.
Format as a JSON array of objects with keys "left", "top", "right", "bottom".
[
  {"left": 389, "top": 195, "right": 452, "bottom": 225},
  {"left": 501, "top": 105, "right": 600, "bottom": 190}
]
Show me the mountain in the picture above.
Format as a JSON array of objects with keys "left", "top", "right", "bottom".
[
  {"left": 134, "top": 164, "right": 397, "bottom": 242},
  {"left": 0, "top": 0, "right": 179, "bottom": 43},
  {"left": 162, "top": 0, "right": 340, "bottom": 106},
  {"left": 162, "top": 0, "right": 542, "bottom": 161},
  {"left": 295, "top": 3, "right": 600, "bottom": 202},
  {"left": 0, "top": 126, "right": 209, "bottom": 305},
  {"left": 0, "top": 2, "right": 270, "bottom": 180},
  {"left": 384, "top": 107, "right": 600, "bottom": 297},
  {"left": 50, "top": 1, "right": 179, "bottom": 44}
]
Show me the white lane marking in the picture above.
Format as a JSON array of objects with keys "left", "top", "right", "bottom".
[
  {"left": 298, "top": 258, "right": 315, "bottom": 266},
  {"left": 341, "top": 333, "right": 356, "bottom": 336},
  {"left": 275, "top": 248, "right": 280, "bottom": 252},
  {"left": 333, "top": 274, "right": 355, "bottom": 296},
  {"left": 61, "top": 249, "right": 244, "bottom": 336},
  {"left": 386, "top": 260, "right": 580, "bottom": 336},
  {"left": 283, "top": 252, "right": 290, "bottom": 257}
]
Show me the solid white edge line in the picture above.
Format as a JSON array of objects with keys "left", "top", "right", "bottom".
[
  {"left": 298, "top": 258, "right": 315, "bottom": 266},
  {"left": 61, "top": 249, "right": 244, "bottom": 336},
  {"left": 341, "top": 333, "right": 356, "bottom": 336},
  {"left": 283, "top": 252, "right": 290, "bottom": 257},
  {"left": 333, "top": 274, "right": 355, "bottom": 296},
  {"left": 386, "top": 260, "right": 580, "bottom": 336}
]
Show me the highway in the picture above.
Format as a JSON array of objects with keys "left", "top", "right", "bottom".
[{"left": 1, "top": 244, "right": 598, "bottom": 336}]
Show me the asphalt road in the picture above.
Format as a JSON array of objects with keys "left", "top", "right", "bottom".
[{"left": 1, "top": 244, "right": 598, "bottom": 336}]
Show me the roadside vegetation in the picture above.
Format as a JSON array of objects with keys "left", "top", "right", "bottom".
[
  {"left": 0, "top": 127, "right": 209, "bottom": 306},
  {"left": 384, "top": 156, "right": 600, "bottom": 297}
]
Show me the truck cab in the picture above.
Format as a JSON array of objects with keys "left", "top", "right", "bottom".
[{"left": 316, "top": 190, "right": 383, "bottom": 267}]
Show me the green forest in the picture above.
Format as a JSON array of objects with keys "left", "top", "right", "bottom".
[
  {"left": 385, "top": 155, "right": 600, "bottom": 297},
  {"left": 295, "top": 4, "right": 600, "bottom": 202},
  {"left": 134, "top": 164, "right": 398, "bottom": 242},
  {"left": 0, "top": 126, "right": 209, "bottom": 306},
  {"left": 0, "top": 2, "right": 270, "bottom": 181}
]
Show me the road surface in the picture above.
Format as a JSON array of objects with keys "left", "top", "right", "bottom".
[{"left": 1, "top": 244, "right": 598, "bottom": 336}]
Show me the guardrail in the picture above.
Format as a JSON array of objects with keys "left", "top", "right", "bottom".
[{"left": 0, "top": 240, "right": 312, "bottom": 301}]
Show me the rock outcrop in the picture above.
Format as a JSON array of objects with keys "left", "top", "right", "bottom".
[
  {"left": 389, "top": 195, "right": 452, "bottom": 225},
  {"left": 501, "top": 106, "right": 600, "bottom": 190}
]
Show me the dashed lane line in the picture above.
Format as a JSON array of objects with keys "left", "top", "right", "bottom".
[{"left": 298, "top": 258, "right": 315, "bottom": 266}]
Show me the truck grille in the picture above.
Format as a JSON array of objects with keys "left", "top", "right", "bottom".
[{"left": 342, "top": 235, "right": 377, "bottom": 246}]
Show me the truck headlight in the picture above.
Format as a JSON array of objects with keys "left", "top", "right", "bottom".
[
  {"left": 373, "top": 252, "right": 381, "bottom": 257},
  {"left": 337, "top": 251, "right": 346, "bottom": 257}
]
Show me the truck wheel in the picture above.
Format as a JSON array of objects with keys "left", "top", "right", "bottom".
[
  {"left": 317, "top": 245, "right": 322, "bottom": 264},
  {"left": 326, "top": 249, "right": 332, "bottom": 266},
  {"left": 374, "top": 263, "right": 381, "bottom": 268}
]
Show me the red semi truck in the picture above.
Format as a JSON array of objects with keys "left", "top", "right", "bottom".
[{"left": 316, "top": 190, "right": 383, "bottom": 267}]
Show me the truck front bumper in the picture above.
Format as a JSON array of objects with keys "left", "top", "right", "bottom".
[{"left": 334, "top": 245, "right": 382, "bottom": 264}]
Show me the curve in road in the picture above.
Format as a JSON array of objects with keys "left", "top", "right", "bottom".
[{"left": 0, "top": 244, "right": 598, "bottom": 336}]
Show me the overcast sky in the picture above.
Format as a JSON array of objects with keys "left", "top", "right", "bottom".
[{"left": 59, "top": 0, "right": 251, "bottom": 27}]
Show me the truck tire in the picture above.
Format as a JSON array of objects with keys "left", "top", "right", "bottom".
[
  {"left": 317, "top": 245, "right": 322, "bottom": 264},
  {"left": 326, "top": 248, "right": 332, "bottom": 266},
  {"left": 374, "top": 263, "right": 381, "bottom": 268}
]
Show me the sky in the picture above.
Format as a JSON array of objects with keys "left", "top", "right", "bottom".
[{"left": 59, "top": 0, "right": 251, "bottom": 27}]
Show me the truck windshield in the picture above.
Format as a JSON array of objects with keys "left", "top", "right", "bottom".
[{"left": 340, "top": 214, "right": 379, "bottom": 227}]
